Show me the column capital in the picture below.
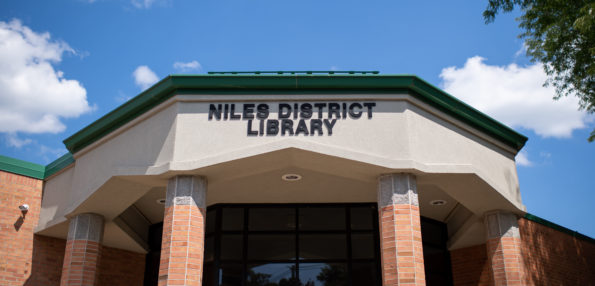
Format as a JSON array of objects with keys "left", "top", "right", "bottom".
[
  {"left": 483, "top": 210, "right": 525, "bottom": 284},
  {"left": 377, "top": 173, "right": 418, "bottom": 208},
  {"left": 484, "top": 210, "right": 520, "bottom": 239},
  {"left": 61, "top": 212, "right": 105, "bottom": 286},
  {"left": 66, "top": 212, "right": 104, "bottom": 242},
  {"left": 165, "top": 175, "right": 207, "bottom": 208}
]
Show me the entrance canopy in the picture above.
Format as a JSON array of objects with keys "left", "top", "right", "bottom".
[{"left": 35, "top": 74, "right": 527, "bottom": 253}]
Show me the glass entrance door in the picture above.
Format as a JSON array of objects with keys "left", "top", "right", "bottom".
[
  {"left": 203, "top": 204, "right": 381, "bottom": 286},
  {"left": 145, "top": 203, "right": 453, "bottom": 286}
]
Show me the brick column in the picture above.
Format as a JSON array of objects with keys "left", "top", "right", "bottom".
[
  {"left": 159, "top": 175, "right": 207, "bottom": 286},
  {"left": 60, "top": 213, "right": 104, "bottom": 286},
  {"left": 484, "top": 211, "right": 525, "bottom": 286},
  {"left": 377, "top": 173, "right": 425, "bottom": 286}
]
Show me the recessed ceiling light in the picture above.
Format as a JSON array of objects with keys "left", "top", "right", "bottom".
[
  {"left": 429, "top": 199, "right": 447, "bottom": 206},
  {"left": 156, "top": 198, "right": 166, "bottom": 204},
  {"left": 282, "top": 174, "right": 302, "bottom": 181}
]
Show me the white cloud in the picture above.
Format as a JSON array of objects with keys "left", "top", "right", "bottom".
[
  {"left": 539, "top": 151, "right": 551, "bottom": 159},
  {"left": 515, "top": 150, "right": 532, "bottom": 167},
  {"left": 440, "top": 56, "right": 590, "bottom": 138},
  {"left": 115, "top": 90, "right": 132, "bottom": 103},
  {"left": 38, "top": 144, "right": 67, "bottom": 162},
  {"left": 0, "top": 19, "right": 92, "bottom": 134},
  {"left": 5, "top": 133, "right": 32, "bottom": 148},
  {"left": 514, "top": 43, "right": 528, "bottom": 58},
  {"left": 173, "top": 60, "right": 201, "bottom": 72},
  {"left": 40, "top": 145, "right": 65, "bottom": 155},
  {"left": 131, "top": 0, "right": 156, "bottom": 8},
  {"left": 133, "top": 65, "right": 159, "bottom": 90}
]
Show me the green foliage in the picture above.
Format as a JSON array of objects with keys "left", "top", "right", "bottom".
[
  {"left": 316, "top": 265, "right": 347, "bottom": 286},
  {"left": 484, "top": 0, "right": 595, "bottom": 141}
]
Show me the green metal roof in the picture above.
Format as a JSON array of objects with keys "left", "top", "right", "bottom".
[
  {"left": 1, "top": 73, "right": 529, "bottom": 179},
  {"left": 62, "top": 74, "right": 527, "bottom": 154},
  {"left": 207, "top": 71, "right": 380, "bottom": 75},
  {"left": 5, "top": 73, "right": 595, "bottom": 242},
  {"left": 523, "top": 214, "right": 595, "bottom": 244},
  {"left": 0, "top": 155, "right": 46, "bottom": 179},
  {"left": 0, "top": 152, "right": 73, "bottom": 180}
]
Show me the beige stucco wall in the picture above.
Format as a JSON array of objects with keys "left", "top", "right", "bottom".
[{"left": 37, "top": 92, "right": 524, "bottom": 250}]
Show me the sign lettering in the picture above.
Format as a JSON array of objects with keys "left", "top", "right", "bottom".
[{"left": 208, "top": 102, "right": 376, "bottom": 136}]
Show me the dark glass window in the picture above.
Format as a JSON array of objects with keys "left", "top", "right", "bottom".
[
  {"left": 222, "top": 207, "right": 244, "bottom": 231},
  {"left": 351, "top": 262, "right": 378, "bottom": 286},
  {"left": 299, "top": 207, "right": 345, "bottom": 230},
  {"left": 203, "top": 263, "right": 215, "bottom": 286},
  {"left": 299, "top": 234, "right": 346, "bottom": 259},
  {"left": 249, "top": 208, "right": 295, "bottom": 231},
  {"left": 351, "top": 233, "right": 375, "bottom": 259},
  {"left": 204, "top": 204, "right": 381, "bottom": 286},
  {"left": 219, "top": 263, "right": 243, "bottom": 286},
  {"left": 350, "top": 207, "right": 374, "bottom": 230},
  {"left": 206, "top": 209, "right": 216, "bottom": 234},
  {"left": 145, "top": 204, "right": 453, "bottom": 286},
  {"left": 247, "top": 234, "right": 295, "bottom": 260},
  {"left": 299, "top": 263, "right": 348, "bottom": 286},
  {"left": 220, "top": 235, "right": 243, "bottom": 260},
  {"left": 205, "top": 236, "right": 215, "bottom": 262},
  {"left": 247, "top": 263, "right": 297, "bottom": 285},
  {"left": 421, "top": 217, "right": 454, "bottom": 286}
]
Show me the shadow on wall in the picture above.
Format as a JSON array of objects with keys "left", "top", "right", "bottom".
[
  {"left": 519, "top": 218, "right": 595, "bottom": 285},
  {"left": 24, "top": 235, "right": 66, "bottom": 286},
  {"left": 98, "top": 245, "right": 146, "bottom": 286},
  {"left": 13, "top": 215, "right": 25, "bottom": 231},
  {"left": 449, "top": 243, "right": 493, "bottom": 285},
  {"left": 23, "top": 234, "right": 147, "bottom": 286}
]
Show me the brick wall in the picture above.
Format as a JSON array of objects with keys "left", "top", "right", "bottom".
[
  {"left": 26, "top": 235, "right": 145, "bottom": 286},
  {"left": 99, "top": 244, "right": 146, "bottom": 286},
  {"left": 450, "top": 243, "right": 492, "bottom": 286},
  {"left": 0, "top": 170, "right": 44, "bottom": 285},
  {"left": 519, "top": 218, "right": 595, "bottom": 285},
  {"left": 25, "top": 235, "right": 66, "bottom": 285},
  {"left": 0, "top": 170, "right": 146, "bottom": 285},
  {"left": 450, "top": 218, "right": 595, "bottom": 286}
]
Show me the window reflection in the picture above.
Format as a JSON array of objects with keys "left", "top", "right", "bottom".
[
  {"left": 205, "top": 205, "right": 383, "bottom": 286},
  {"left": 245, "top": 263, "right": 348, "bottom": 286},
  {"left": 247, "top": 263, "right": 300, "bottom": 286},
  {"left": 300, "top": 263, "right": 347, "bottom": 286}
]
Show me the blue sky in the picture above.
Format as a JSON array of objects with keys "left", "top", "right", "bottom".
[{"left": 1, "top": 0, "right": 593, "bottom": 238}]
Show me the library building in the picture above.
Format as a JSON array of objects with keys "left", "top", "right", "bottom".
[{"left": 0, "top": 72, "right": 593, "bottom": 286}]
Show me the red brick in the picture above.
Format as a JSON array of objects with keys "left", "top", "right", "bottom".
[
  {"left": 159, "top": 205, "right": 205, "bottom": 285},
  {"left": 379, "top": 204, "right": 425, "bottom": 285}
]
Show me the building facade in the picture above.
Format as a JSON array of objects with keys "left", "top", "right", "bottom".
[{"left": 0, "top": 73, "right": 593, "bottom": 286}]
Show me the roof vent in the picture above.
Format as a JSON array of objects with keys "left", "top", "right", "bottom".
[{"left": 207, "top": 71, "right": 379, "bottom": 75}]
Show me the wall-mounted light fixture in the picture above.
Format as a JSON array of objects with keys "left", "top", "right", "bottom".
[{"left": 19, "top": 204, "right": 29, "bottom": 213}]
